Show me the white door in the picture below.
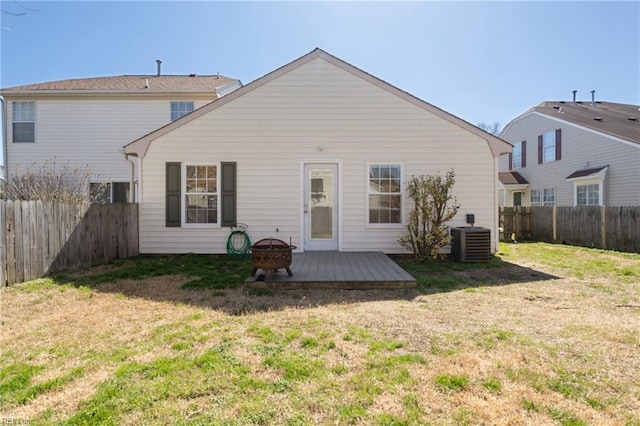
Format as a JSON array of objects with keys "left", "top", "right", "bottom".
[{"left": 304, "top": 163, "right": 338, "bottom": 251}]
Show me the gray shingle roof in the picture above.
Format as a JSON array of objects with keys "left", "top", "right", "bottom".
[
  {"left": 1, "top": 75, "right": 238, "bottom": 93},
  {"left": 533, "top": 101, "right": 640, "bottom": 144}
]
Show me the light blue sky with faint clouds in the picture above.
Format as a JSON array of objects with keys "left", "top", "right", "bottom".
[{"left": 1, "top": 1, "right": 639, "bottom": 165}]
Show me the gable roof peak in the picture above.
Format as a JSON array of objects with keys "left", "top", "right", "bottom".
[{"left": 125, "top": 48, "right": 511, "bottom": 158}]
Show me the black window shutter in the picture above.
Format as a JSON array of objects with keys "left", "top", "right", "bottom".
[
  {"left": 538, "top": 135, "right": 543, "bottom": 164},
  {"left": 221, "top": 162, "right": 237, "bottom": 227},
  {"left": 166, "top": 162, "right": 181, "bottom": 227},
  {"left": 522, "top": 141, "right": 527, "bottom": 168},
  {"left": 555, "top": 129, "right": 562, "bottom": 161},
  {"left": 508, "top": 153, "right": 513, "bottom": 170}
]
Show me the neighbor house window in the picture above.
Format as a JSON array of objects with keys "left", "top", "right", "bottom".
[
  {"left": 184, "top": 164, "right": 218, "bottom": 225},
  {"left": 170, "top": 101, "right": 194, "bottom": 121},
  {"left": 568, "top": 167, "right": 607, "bottom": 207},
  {"left": 539, "top": 129, "right": 561, "bottom": 163},
  {"left": 542, "top": 132, "right": 556, "bottom": 163},
  {"left": 543, "top": 188, "right": 555, "bottom": 206},
  {"left": 12, "top": 101, "right": 36, "bottom": 143},
  {"left": 576, "top": 184, "right": 600, "bottom": 206},
  {"left": 530, "top": 189, "right": 541, "bottom": 206},
  {"left": 90, "top": 182, "right": 130, "bottom": 204},
  {"left": 512, "top": 141, "right": 524, "bottom": 169},
  {"left": 368, "top": 164, "right": 402, "bottom": 225}
]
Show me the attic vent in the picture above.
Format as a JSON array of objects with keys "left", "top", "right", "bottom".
[
  {"left": 553, "top": 106, "right": 560, "bottom": 110},
  {"left": 189, "top": 73, "right": 197, "bottom": 77},
  {"left": 628, "top": 117, "right": 638, "bottom": 121},
  {"left": 594, "top": 117, "right": 603, "bottom": 121}
]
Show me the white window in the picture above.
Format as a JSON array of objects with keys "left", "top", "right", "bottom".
[
  {"left": 542, "top": 131, "right": 556, "bottom": 163},
  {"left": 577, "top": 184, "right": 599, "bottom": 206},
  {"left": 512, "top": 142, "right": 522, "bottom": 169},
  {"left": 543, "top": 188, "right": 555, "bottom": 206},
  {"left": 367, "top": 164, "right": 402, "bottom": 225},
  {"left": 184, "top": 164, "right": 219, "bottom": 226},
  {"left": 530, "top": 189, "right": 541, "bottom": 206},
  {"left": 12, "top": 101, "right": 36, "bottom": 143},
  {"left": 568, "top": 167, "right": 607, "bottom": 207},
  {"left": 170, "top": 101, "right": 194, "bottom": 121}
]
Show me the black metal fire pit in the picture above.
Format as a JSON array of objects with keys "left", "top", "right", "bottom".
[{"left": 250, "top": 238, "right": 296, "bottom": 279}]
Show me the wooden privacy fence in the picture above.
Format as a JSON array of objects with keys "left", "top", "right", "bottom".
[
  {"left": 500, "top": 206, "right": 640, "bottom": 253},
  {"left": 1, "top": 200, "right": 139, "bottom": 286}
]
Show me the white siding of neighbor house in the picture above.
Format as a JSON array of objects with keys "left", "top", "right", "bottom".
[
  {"left": 139, "top": 57, "right": 498, "bottom": 254},
  {"left": 4, "top": 98, "right": 212, "bottom": 183},
  {"left": 500, "top": 112, "right": 640, "bottom": 206}
]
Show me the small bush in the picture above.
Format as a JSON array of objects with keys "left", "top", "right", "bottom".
[{"left": 398, "top": 169, "right": 460, "bottom": 261}]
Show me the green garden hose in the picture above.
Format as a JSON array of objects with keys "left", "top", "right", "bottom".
[{"left": 226, "top": 224, "right": 251, "bottom": 257}]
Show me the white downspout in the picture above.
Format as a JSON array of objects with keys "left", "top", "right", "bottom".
[
  {"left": 120, "top": 149, "right": 137, "bottom": 203},
  {"left": 0, "top": 96, "right": 7, "bottom": 180}
]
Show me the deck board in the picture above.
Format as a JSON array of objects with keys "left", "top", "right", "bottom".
[{"left": 245, "top": 251, "right": 416, "bottom": 290}]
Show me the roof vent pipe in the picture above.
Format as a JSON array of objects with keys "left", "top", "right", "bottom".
[
  {"left": 572, "top": 90, "right": 577, "bottom": 105},
  {"left": 156, "top": 59, "right": 162, "bottom": 76},
  {"left": 591, "top": 90, "right": 596, "bottom": 107}
]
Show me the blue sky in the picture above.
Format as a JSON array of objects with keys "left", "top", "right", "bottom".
[{"left": 1, "top": 1, "right": 639, "bottom": 165}]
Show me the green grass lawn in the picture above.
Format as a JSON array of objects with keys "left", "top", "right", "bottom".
[{"left": 1, "top": 243, "right": 639, "bottom": 425}]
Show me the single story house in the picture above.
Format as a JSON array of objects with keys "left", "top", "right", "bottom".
[{"left": 124, "top": 48, "right": 511, "bottom": 254}]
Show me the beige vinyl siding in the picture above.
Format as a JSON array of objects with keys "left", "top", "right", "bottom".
[
  {"left": 4, "top": 98, "right": 211, "bottom": 182},
  {"left": 139, "top": 57, "right": 497, "bottom": 254},
  {"left": 500, "top": 113, "right": 640, "bottom": 206}
]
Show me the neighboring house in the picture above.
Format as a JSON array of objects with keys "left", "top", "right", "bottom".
[
  {"left": 499, "top": 97, "right": 640, "bottom": 207},
  {"left": 0, "top": 65, "right": 241, "bottom": 202},
  {"left": 124, "top": 48, "right": 511, "bottom": 254}
]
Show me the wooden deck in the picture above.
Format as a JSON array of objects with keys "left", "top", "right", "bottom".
[{"left": 245, "top": 251, "right": 416, "bottom": 290}]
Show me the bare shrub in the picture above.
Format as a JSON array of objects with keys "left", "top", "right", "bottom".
[
  {"left": 2, "top": 159, "right": 100, "bottom": 202},
  {"left": 398, "top": 169, "right": 460, "bottom": 261}
]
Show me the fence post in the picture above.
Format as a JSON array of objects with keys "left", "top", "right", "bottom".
[
  {"left": 552, "top": 205, "right": 557, "bottom": 241},
  {"left": 0, "top": 200, "right": 5, "bottom": 287},
  {"left": 601, "top": 205, "right": 606, "bottom": 249}
]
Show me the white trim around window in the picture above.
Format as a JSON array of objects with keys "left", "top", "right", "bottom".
[
  {"left": 181, "top": 163, "right": 221, "bottom": 228},
  {"left": 365, "top": 162, "right": 404, "bottom": 228},
  {"left": 568, "top": 167, "right": 607, "bottom": 206},
  {"left": 530, "top": 189, "right": 541, "bottom": 206},
  {"left": 542, "top": 131, "right": 556, "bottom": 163},
  {"left": 512, "top": 142, "right": 522, "bottom": 169},
  {"left": 543, "top": 187, "right": 555, "bottom": 206},
  {"left": 12, "top": 101, "right": 36, "bottom": 143},
  {"left": 576, "top": 183, "right": 601, "bottom": 206},
  {"left": 170, "top": 101, "right": 195, "bottom": 122}
]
